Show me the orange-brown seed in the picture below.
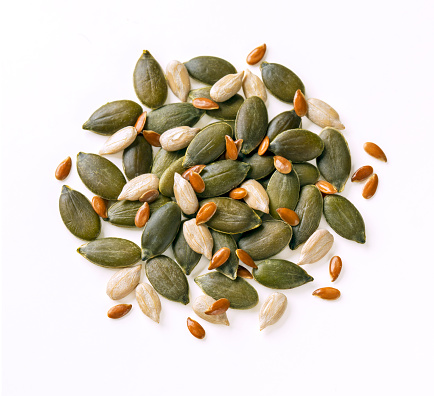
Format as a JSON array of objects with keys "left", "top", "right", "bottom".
[
  {"left": 237, "top": 265, "right": 253, "bottom": 279},
  {"left": 187, "top": 317, "right": 205, "bottom": 339},
  {"left": 135, "top": 202, "right": 150, "bottom": 228},
  {"left": 134, "top": 111, "right": 147, "bottom": 133},
  {"left": 196, "top": 202, "right": 217, "bottom": 225},
  {"left": 229, "top": 187, "right": 247, "bottom": 200},
  {"left": 182, "top": 165, "right": 206, "bottom": 181},
  {"left": 189, "top": 172, "right": 205, "bottom": 193},
  {"left": 234, "top": 139, "right": 243, "bottom": 156},
  {"left": 312, "top": 287, "right": 341, "bottom": 300},
  {"left": 293, "top": 89, "right": 308, "bottom": 117},
  {"left": 139, "top": 189, "right": 159, "bottom": 203},
  {"left": 276, "top": 207, "right": 300, "bottom": 226},
  {"left": 225, "top": 135, "right": 238, "bottom": 160},
  {"left": 142, "top": 130, "right": 161, "bottom": 147},
  {"left": 329, "top": 256, "right": 342, "bottom": 282},
  {"left": 236, "top": 249, "right": 257, "bottom": 269},
  {"left": 192, "top": 97, "right": 219, "bottom": 110},
  {"left": 274, "top": 156, "right": 292, "bottom": 174},
  {"left": 208, "top": 247, "right": 231, "bottom": 270},
  {"left": 107, "top": 304, "right": 132, "bottom": 319},
  {"left": 315, "top": 180, "right": 338, "bottom": 195},
  {"left": 363, "top": 142, "right": 387, "bottom": 162},
  {"left": 92, "top": 196, "right": 108, "bottom": 218},
  {"left": 55, "top": 156, "right": 72, "bottom": 180},
  {"left": 351, "top": 165, "right": 374, "bottom": 182},
  {"left": 258, "top": 136, "right": 270, "bottom": 156},
  {"left": 246, "top": 43, "right": 267, "bottom": 65},
  {"left": 362, "top": 173, "right": 378, "bottom": 199},
  {"left": 205, "top": 298, "right": 230, "bottom": 315}
]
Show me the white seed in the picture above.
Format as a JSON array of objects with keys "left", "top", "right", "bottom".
[
  {"left": 259, "top": 292, "right": 287, "bottom": 331},
  {"left": 173, "top": 173, "right": 199, "bottom": 215},
  {"left": 166, "top": 60, "right": 190, "bottom": 102},
  {"left": 298, "top": 229, "right": 334, "bottom": 265},
  {"left": 240, "top": 179, "right": 269, "bottom": 213},
  {"left": 159, "top": 126, "right": 200, "bottom": 151},
  {"left": 106, "top": 265, "right": 141, "bottom": 300},
  {"left": 135, "top": 283, "right": 161, "bottom": 323},
  {"left": 118, "top": 173, "right": 159, "bottom": 201},
  {"left": 99, "top": 126, "right": 137, "bottom": 155},
  {"left": 193, "top": 295, "right": 230, "bottom": 326},
  {"left": 210, "top": 71, "right": 244, "bottom": 102},
  {"left": 183, "top": 219, "right": 213, "bottom": 260},
  {"left": 306, "top": 98, "right": 345, "bottom": 130},
  {"left": 242, "top": 69, "right": 267, "bottom": 102}
]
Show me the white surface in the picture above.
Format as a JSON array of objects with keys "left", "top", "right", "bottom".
[{"left": 1, "top": 1, "right": 434, "bottom": 395}]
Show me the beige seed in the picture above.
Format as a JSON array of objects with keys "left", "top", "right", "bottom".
[
  {"left": 166, "top": 60, "right": 190, "bottom": 102},
  {"left": 210, "top": 71, "right": 244, "bottom": 102},
  {"left": 259, "top": 292, "right": 287, "bottom": 331},
  {"left": 242, "top": 69, "right": 267, "bottom": 102},
  {"left": 159, "top": 126, "right": 200, "bottom": 151},
  {"left": 306, "top": 98, "right": 345, "bottom": 130},
  {"left": 55, "top": 156, "right": 72, "bottom": 180},
  {"left": 118, "top": 173, "right": 160, "bottom": 201},
  {"left": 136, "top": 282, "right": 161, "bottom": 323},
  {"left": 99, "top": 126, "right": 137, "bottom": 155},
  {"left": 193, "top": 295, "right": 229, "bottom": 326},
  {"left": 106, "top": 265, "right": 142, "bottom": 300},
  {"left": 173, "top": 173, "right": 199, "bottom": 215},
  {"left": 298, "top": 229, "right": 334, "bottom": 265},
  {"left": 183, "top": 219, "right": 213, "bottom": 259},
  {"left": 240, "top": 179, "right": 269, "bottom": 213}
]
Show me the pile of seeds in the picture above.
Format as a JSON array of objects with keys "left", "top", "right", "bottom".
[{"left": 56, "top": 45, "right": 387, "bottom": 338}]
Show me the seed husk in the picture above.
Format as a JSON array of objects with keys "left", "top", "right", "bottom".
[
  {"left": 323, "top": 195, "right": 366, "bottom": 244},
  {"left": 142, "top": 130, "right": 161, "bottom": 147},
  {"left": 59, "top": 185, "right": 101, "bottom": 241},
  {"left": 173, "top": 173, "right": 199, "bottom": 214},
  {"left": 259, "top": 292, "right": 287, "bottom": 331},
  {"left": 237, "top": 265, "right": 253, "bottom": 279},
  {"left": 209, "top": 229, "right": 239, "bottom": 280},
  {"left": 141, "top": 202, "right": 182, "bottom": 260},
  {"left": 267, "top": 169, "right": 300, "bottom": 219},
  {"left": 267, "top": 110, "right": 302, "bottom": 142},
  {"left": 107, "top": 304, "right": 132, "bottom": 319},
  {"left": 182, "top": 164, "right": 206, "bottom": 180},
  {"left": 235, "top": 96, "right": 268, "bottom": 155},
  {"left": 293, "top": 163, "right": 320, "bottom": 187},
  {"left": 122, "top": 135, "right": 153, "bottom": 180},
  {"left": 351, "top": 165, "right": 373, "bottom": 182},
  {"left": 166, "top": 60, "right": 190, "bottom": 102},
  {"left": 276, "top": 208, "right": 299, "bottom": 226},
  {"left": 184, "top": 56, "right": 237, "bottom": 85},
  {"left": 133, "top": 50, "right": 167, "bottom": 109},
  {"left": 260, "top": 61, "right": 305, "bottom": 103},
  {"left": 193, "top": 295, "right": 230, "bottom": 325},
  {"left": 82, "top": 100, "right": 143, "bottom": 136},
  {"left": 205, "top": 298, "right": 230, "bottom": 315},
  {"left": 210, "top": 71, "right": 244, "bottom": 102},
  {"left": 240, "top": 179, "right": 269, "bottom": 214},
  {"left": 306, "top": 98, "right": 345, "bottom": 130},
  {"left": 151, "top": 148, "right": 185, "bottom": 178},
  {"left": 78, "top": 238, "right": 141, "bottom": 268},
  {"left": 106, "top": 265, "right": 142, "bottom": 300},
  {"left": 77, "top": 152, "right": 126, "bottom": 200},
  {"left": 99, "top": 126, "right": 137, "bottom": 155},
  {"left": 159, "top": 126, "right": 200, "bottom": 152},
  {"left": 134, "top": 202, "right": 150, "bottom": 228},
  {"left": 118, "top": 173, "right": 160, "bottom": 201},
  {"left": 258, "top": 136, "right": 269, "bottom": 156},
  {"left": 55, "top": 156, "right": 72, "bottom": 180},
  {"left": 297, "top": 229, "right": 334, "bottom": 265},
  {"left": 312, "top": 287, "right": 341, "bottom": 300},
  {"left": 315, "top": 180, "right": 338, "bottom": 195},
  {"left": 225, "top": 135, "right": 238, "bottom": 160},
  {"left": 192, "top": 97, "right": 219, "bottom": 110},
  {"left": 229, "top": 188, "right": 247, "bottom": 200},
  {"left": 196, "top": 202, "right": 217, "bottom": 225},
  {"left": 329, "top": 256, "right": 342, "bottom": 282},
  {"left": 253, "top": 259, "right": 314, "bottom": 289},
  {"left": 293, "top": 89, "right": 308, "bottom": 117},
  {"left": 242, "top": 69, "right": 267, "bottom": 102},
  {"left": 183, "top": 219, "right": 213, "bottom": 260},
  {"left": 246, "top": 43, "right": 266, "bottom": 65},
  {"left": 134, "top": 111, "right": 147, "bottom": 133},
  {"left": 209, "top": 247, "right": 231, "bottom": 270},
  {"left": 364, "top": 142, "right": 387, "bottom": 162},
  {"left": 236, "top": 249, "right": 257, "bottom": 269},
  {"left": 135, "top": 282, "right": 161, "bottom": 323},
  {"left": 139, "top": 189, "right": 159, "bottom": 203},
  {"left": 159, "top": 156, "right": 186, "bottom": 197},
  {"left": 189, "top": 171, "right": 205, "bottom": 194},
  {"left": 290, "top": 185, "right": 323, "bottom": 250},
  {"left": 187, "top": 317, "right": 206, "bottom": 339},
  {"left": 362, "top": 173, "right": 378, "bottom": 199},
  {"left": 172, "top": 221, "right": 202, "bottom": 275},
  {"left": 146, "top": 255, "right": 189, "bottom": 305},
  {"left": 195, "top": 272, "right": 259, "bottom": 310},
  {"left": 274, "top": 155, "right": 292, "bottom": 174},
  {"left": 91, "top": 196, "right": 108, "bottom": 219},
  {"left": 238, "top": 220, "right": 292, "bottom": 261}
]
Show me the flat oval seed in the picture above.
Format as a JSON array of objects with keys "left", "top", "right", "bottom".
[
  {"left": 277, "top": 208, "right": 299, "bottom": 226},
  {"left": 225, "top": 135, "right": 238, "bottom": 160},
  {"left": 183, "top": 219, "right": 214, "bottom": 259},
  {"left": 196, "top": 202, "right": 217, "bottom": 225},
  {"left": 362, "top": 173, "right": 378, "bottom": 199},
  {"left": 210, "top": 71, "right": 245, "bottom": 103},
  {"left": 258, "top": 136, "right": 269, "bottom": 156},
  {"left": 293, "top": 89, "right": 308, "bottom": 117},
  {"left": 139, "top": 189, "right": 159, "bottom": 203},
  {"left": 135, "top": 202, "right": 150, "bottom": 228},
  {"left": 351, "top": 165, "right": 374, "bottom": 182},
  {"left": 205, "top": 298, "right": 230, "bottom": 315},
  {"left": 185, "top": 56, "right": 237, "bottom": 85},
  {"left": 107, "top": 304, "right": 132, "bottom": 319},
  {"left": 330, "top": 256, "right": 342, "bottom": 282},
  {"left": 242, "top": 69, "right": 267, "bottom": 102},
  {"left": 306, "top": 98, "right": 345, "bottom": 129},
  {"left": 312, "top": 287, "right": 341, "bottom": 300},
  {"left": 274, "top": 156, "right": 292, "bottom": 174},
  {"left": 209, "top": 247, "right": 231, "bottom": 270},
  {"left": 142, "top": 130, "right": 161, "bottom": 147},
  {"left": 182, "top": 164, "right": 206, "bottom": 180},
  {"left": 246, "top": 43, "right": 266, "bottom": 65},
  {"left": 237, "top": 265, "right": 253, "bottom": 279},
  {"left": 99, "top": 126, "right": 137, "bottom": 155},
  {"left": 236, "top": 249, "right": 257, "bottom": 269},
  {"left": 315, "top": 180, "right": 338, "bottom": 195},
  {"left": 193, "top": 97, "right": 219, "bottom": 110},
  {"left": 187, "top": 317, "right": 205, "bottom": 339},
  {"left": 134, "top": 111, "right": 147, "bottom": 133},
  {"left": 229, "top": 188, "right": 247, "bottom": 200},
  {"left": 92, "top": 196, "right": 108, "bottom": 218},
  {"left": 55, "top": 156, "right": 72, "bottom": 180},
  {"left": 364, "top": 142, "right": 387, "bottom": 162},
  {"left": 189, "top": 171, "right": 205, "bottom": 193},
  {"left": 234, "top": 139, "right": 243, "bottom": 156},
  {"left": 123, "top": 135, "right": 153, "bottom": 180}
]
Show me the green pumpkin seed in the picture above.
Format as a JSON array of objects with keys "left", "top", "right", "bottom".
[
  {"left": 184, "top": 56, "right": 237, "bottom": 85},
  {"left": 76, "top": 152, "right": 126, "bottom": 200},
  {"left": 183, "top": 122, "right": 233, "bottom": 168},
  {"left": 59, "top": 185, "right": 101, "bottom": 241},
  {"left": 82, "top": 100, "right": 143, "bottom": 136},
  {"left": 269, "top": 129, "right": 324, "bottom": 163},
  {"left": 323, "top": 195, "right": 366, "bottom": 244},
  {"left": 293, "top": 163, "right": 320, "bottom": 187},
  {"left": 189, "top": 87, "right": 244, "bottom": 121},
  {"left": 122, "top": 135, "right": 153, "bottom": 180},
  {"left": 267, "top": 110, "right": 302, "bottom": 142},
  {"left": 316, "top": 127, "right": 351, "bottom": 192},
  {"left": 159, "top": 156, "right": 186, "bottom": 197},
  {"left": 241, "top": 153, "right": 275, "bottom": 180},
  {"left": 194, "top": 272, "right": 258, "bottom": 309},
  {"left": 107, "top": 200, "right": 142, "bottom": 227},
  {"left": 260, "top": 62, "right": 305, "bottom": 104},
  {"left": 290, "top": 185, "right": 323, "bottom": 250},
  {"left": 133, "top": 50, "right": 167, "bottom": 109},
  {"left": 235, "top": 96, "right": 268, "bottom": 155},
  {"left": 267, "top": 170, "right": 300, "bottom": 219},
  {"left": 197, "top": 160, "right": 250, "bottom": 198},
  {"left": 144, "top": 103, "right": 204, "bottom": 134},
  {"left": 199, "top": 197, "right": 261, "bottom": 234},
  {"left": 238, "top": 220, "right": 292, "bottom": 260},
  {"left": 258, "top": 177, "right": 270, "bottom": 190},
  {"left": 145, "top": 255, "right": 189, "bottom": 304},
  {"left": 78, "top": 237, "right": 141, "bottom": 268},
  {"left": 172, "top": 221, "right": 202, "bottom": 275},
  {"left": 253, "top": 259, "right": 313, "bottom": 289},
  {"left": 141, "top": 202, "right": 181, "bottom": 260},
  {"left": 149, "top": 194, "right": 172, "bottom": 213},
  {"left": 151, "top": 148, "right": 185, "bottom": 178},
  {"left": 210, "top": 229, "right": 238, "bottom": 280}
]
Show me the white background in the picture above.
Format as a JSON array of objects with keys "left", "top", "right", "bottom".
[{"left": 1, "top": 0, "right": 434, "bottom": 395}]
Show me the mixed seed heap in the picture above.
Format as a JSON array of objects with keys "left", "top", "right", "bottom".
[{"left": 56, "top": 45, "right": 386, "bottom": 338}]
